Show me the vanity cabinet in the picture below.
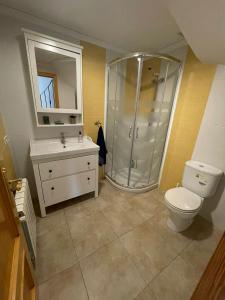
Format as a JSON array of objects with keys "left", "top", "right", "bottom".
[
  {"left": 30, "top": 138, "right": 99, "bottom": 217},
  {"left": 42, "top": 169, "right": 95, "bottom": 207}
]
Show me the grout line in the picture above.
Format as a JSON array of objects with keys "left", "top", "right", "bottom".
[
  {"left": 38, "top": 184, "right": 213, "bottom": 300},
  {"left": 37, "top": 261, "right": 79, "bottom": 286},
  {"left": 78, "top": 261, "right": 90, "bottom": 300},
  {"left": 63, "top": 199, "right": 121, "bottom": 261},
  {"left": 37, "top": 185, "right": 201, "bottom": 299},
  {"left": 145, "top": 236, "right": 194, "bottom": 287},
  {"left": 62, "top": 207, "right": 83, "bottom": 262}
]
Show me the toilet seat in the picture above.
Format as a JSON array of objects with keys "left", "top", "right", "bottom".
[{"left": 165, "top": 187, "right": 203, "bottom": 213}]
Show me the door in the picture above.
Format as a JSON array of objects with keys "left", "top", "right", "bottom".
[
  {"left": 0, "top": 167, "right": 36, "bottom": 300},
  {"left": 191, "top": 232, "right": 225, "bottom": 299}
]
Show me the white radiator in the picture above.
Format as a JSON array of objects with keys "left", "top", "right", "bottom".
[{"left": 15, "top": 178, "right": 36, "bottom": 265}]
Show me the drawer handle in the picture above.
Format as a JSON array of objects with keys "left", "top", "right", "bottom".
[
  {"left": 51, "top": 187, "right": 55, "bottom": 190},
  {"left": 87, "top": 177, "right": 90, "bottom": 180},
  {"left": 49, "top": 170, "right": 53, "bottom": 173},
  {"left": 87, "top": 162, "right": 90, "bottom": 165}
]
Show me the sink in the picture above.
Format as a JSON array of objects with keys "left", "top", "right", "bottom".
[{"left": 30, "top": 136, "right": 99, "bottom": 160}]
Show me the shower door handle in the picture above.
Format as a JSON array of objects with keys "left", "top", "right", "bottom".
[
  {"left": 129, "top": 126, "right": 132, "bottom": 138},
  {"left": 136, "top": 127, "right": 139, "bottom": 139}
]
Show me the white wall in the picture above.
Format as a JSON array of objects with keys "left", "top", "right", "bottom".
[
  {"left": 54, "top": 60, "right": 77, "bottom": 109},
  {"left": 0, "top": 15, "right": 82, "bottom": 198},
  {"left": 192, "top": 65, "right": 225, "bottom": 230}
]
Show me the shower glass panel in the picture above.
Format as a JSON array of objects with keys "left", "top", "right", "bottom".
[
  {"left": 106, "top": 53, "right": 180, "bottom": 191},
  {"left": 106, "top": 58, "right": 139, "bottom": 186},
  {"left": 130, "top": 57, "right": 165, "bottom": 188}
]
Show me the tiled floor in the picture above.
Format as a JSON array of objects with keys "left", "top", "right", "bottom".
[{"left": 37, "top": 180, "right": 222, "bottom": 300}]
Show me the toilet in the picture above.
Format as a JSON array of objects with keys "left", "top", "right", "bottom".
[{"left": 165, "top": 160, "right": 223, "bottom": 232}]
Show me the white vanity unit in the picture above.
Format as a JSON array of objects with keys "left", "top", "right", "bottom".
[{"left": 30, "top": 137, "right": 99, "bottom": 217}]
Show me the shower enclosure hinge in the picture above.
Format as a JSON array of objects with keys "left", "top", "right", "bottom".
[
  {"left": 130, "top": 160, "right": 135, "bottom": 168},
  {"left": 130, "top": 160, "right": 138, "bottom": 169}
]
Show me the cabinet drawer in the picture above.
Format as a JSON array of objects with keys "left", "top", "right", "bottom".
[
  {"left": 39, "top": 155, "right": 97, "bottom": 181},
  {"left": 42, "top": 170, "right": 95, "bottom": 207}
]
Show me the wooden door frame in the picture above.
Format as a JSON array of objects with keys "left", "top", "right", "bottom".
[
  {"left": 192, "top": 232, "right": 225, "bottom": 299},
  {"left": 38, "top": 71, "right": 60, "bottom": 108},
  {"left": 0, "top": 168, "right": 36, "bottom": 299}
]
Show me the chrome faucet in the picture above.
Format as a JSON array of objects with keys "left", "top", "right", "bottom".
[{"left": 60, "top": 132, "right": 66, "bottom": 145}]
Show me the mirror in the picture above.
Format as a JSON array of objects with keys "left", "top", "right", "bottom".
[
  {"left": 35, "top": 47, "right": 77, "bottom": 110},
  {"left": 24, "top": 30, "right": 83, "bottom": 127}
]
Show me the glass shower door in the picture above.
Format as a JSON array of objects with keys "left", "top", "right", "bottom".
[
  {"left": 129, "top": 57, "right": 163, "bottom": 188},
  {"left": 130, "top": 58, "right": 180, "bottom": 188},
  {"left": 149, "top": 61, "right": 180, "bottom": 184},
  {"left": 106, "top": 57, "right": 139, "bottom": 187}
]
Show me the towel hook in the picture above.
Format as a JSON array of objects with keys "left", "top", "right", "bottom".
[{"left": 94, "top": 120, "right": 102, "bottom": 127}]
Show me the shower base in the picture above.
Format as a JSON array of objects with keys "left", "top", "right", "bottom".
[{"left": 106, "top": 168, "right": 158, "bottom": 193}]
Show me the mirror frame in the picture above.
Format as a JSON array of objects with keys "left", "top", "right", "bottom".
[{"left": 23, "top": 29, "right": 83, "bottom": 126}]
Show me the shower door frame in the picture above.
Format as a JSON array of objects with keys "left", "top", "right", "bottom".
[
  {"left": 105, "top": 52, "right": 182, "bottom": 192},
  {"left": 127, "top": 56, "right": 143, "bottom": 187}
]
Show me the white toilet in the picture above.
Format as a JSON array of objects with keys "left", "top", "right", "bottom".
[{"left": 165, "top": 160, "right": 223, "bottom": 232}]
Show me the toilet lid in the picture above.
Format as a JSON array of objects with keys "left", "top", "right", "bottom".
[{"left": 165, "top": 187, "right": 202, "bottom": 212}]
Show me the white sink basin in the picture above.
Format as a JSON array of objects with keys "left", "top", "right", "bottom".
[{"left": 30, "top": 136, "right": 99, "bottom": 160}]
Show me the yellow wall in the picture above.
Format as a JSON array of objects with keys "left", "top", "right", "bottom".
[
  {"left": 160, "top": 48, "right": 216, "bottom": 191},
  {"left": 0, "top": 114, "right": 16, "bottom": 180},
  {"left": 81, "top": 41, "right": 106, "bottom": 142}
]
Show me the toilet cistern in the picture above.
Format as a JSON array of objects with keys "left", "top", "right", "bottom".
[{"left": 164, "top": 160, "right": 223, "bottom": 232}]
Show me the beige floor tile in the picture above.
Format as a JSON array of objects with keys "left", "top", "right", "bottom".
[
  {"left": 148, "top": 189, "right": 165, "bottom": 203},
  {"left": 181, "top": 226, "right": 222, "bottom": 273},
  {"left": 135, "top": 285, "right": 157, "bottom": 300},
  {"left": 68, "top": 195, "right": 101, "bottom": 213},
  {"left": 127, "top": 194, "right": 165, "bottom": 221},
  {"left": 151, "top": 256, "right": 202, "bottom": 300},
  {"left": 99, "top": 180, "right": 121, "bottom": 197},
  {"left": 80, "top": 239, "right": 145, "bottom": 300},
  {"left": 36, "top": 180, "right": 222, "bottom": 300},
  {"left": 97, "top": 190, "right": 132, "bottom": 211},
  {"left": 102, "top": 204, "right": 144, "bottom": 236},
  {"left": 120, "top": 222, "right": 180, "bottom": 283},
  {"left": 38, "top": 281, "right": 49, "bottom": 300},
  {"left": 183, "top": 215, "right": 221, "bottom": 241},
  {"left": 80, "top": 197, "right": 101, "bottom": 212},
  {"left": 65, "top": 206, "right": 117, "bottom": 259},
  {"left": 147, "top": 209, "right": 192, "bottom": 254},
  {"left": 38, "top": 264, "right": 88, "bottom": 300},
  {"left": 37, "top": 210, "right": 66, "bottom": 237},
  {"left": 37, "top": 222, "right": 77, "bottom": 283}
]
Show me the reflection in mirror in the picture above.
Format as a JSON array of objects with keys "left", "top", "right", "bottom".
[{"left": 35, "top": 47, "right": 77, "bottom": 110}]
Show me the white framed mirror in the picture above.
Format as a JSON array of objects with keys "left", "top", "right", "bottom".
[{"left": 24, "top": 29, "right": 83, "bottom": 127}]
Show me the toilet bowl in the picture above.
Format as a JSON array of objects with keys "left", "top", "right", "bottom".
[
  {"left": 164, "top": 160, "right": 223, "bottom": 232},
  {"left": 165, "top": 187, "right": 203, "bottom": 232}
]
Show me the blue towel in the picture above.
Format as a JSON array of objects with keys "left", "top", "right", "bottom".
[{"left": 97, "top": 126, "right": 107, "bottom": 166}]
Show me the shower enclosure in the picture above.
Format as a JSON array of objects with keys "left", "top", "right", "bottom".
[{"left": 105, "top": 52, "right": 181, "bottom": 191}]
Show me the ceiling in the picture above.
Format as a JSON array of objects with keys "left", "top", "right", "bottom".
[
  {"left": 0, "top": 0, "right": 183, "bottom": 52},
  {"left": 165, "top": 0, "right": 225, "bottom": 64}
]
